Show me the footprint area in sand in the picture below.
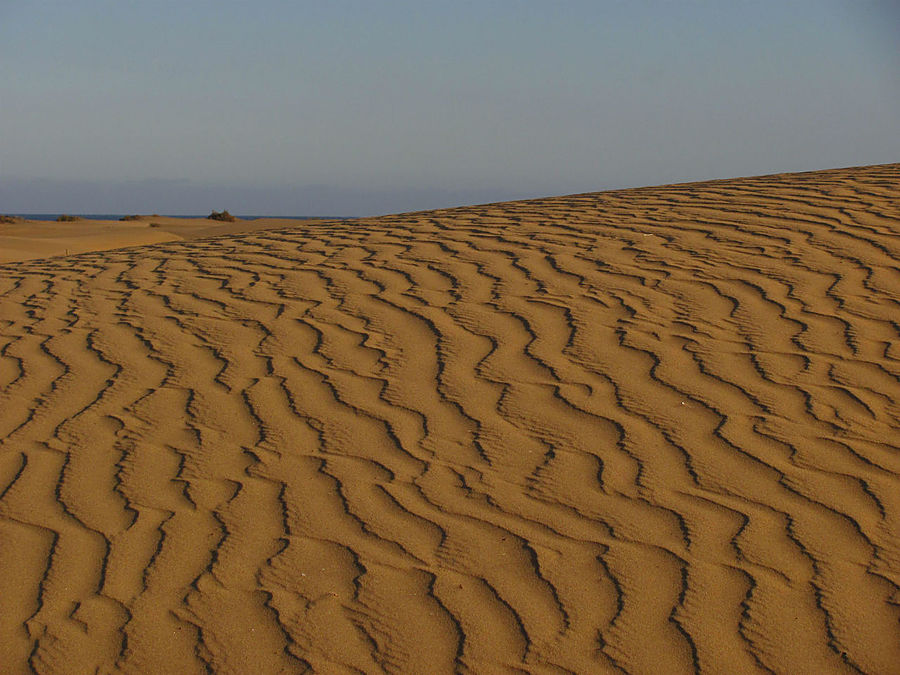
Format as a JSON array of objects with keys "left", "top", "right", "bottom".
[{"left": 1, "top": 164, "right": 899, "bottom": 673}]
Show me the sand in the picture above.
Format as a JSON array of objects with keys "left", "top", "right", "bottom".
[
  {"left": 0, "top": 164, "right": 898, "bottom": 673},
  {"left": 0, "top": 216, "right": 332, "bottom": 264}
]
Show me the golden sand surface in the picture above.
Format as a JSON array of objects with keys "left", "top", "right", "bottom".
[
  {"left": 0, "top": 216, "right": 333, "bottom": 263},
  {"left": 0, "top": 165, "right": 898, "bottom": 673}
]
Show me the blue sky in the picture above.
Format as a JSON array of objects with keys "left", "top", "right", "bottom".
[{"left": 1, "top": 1, "right": 898, "bottom": 215}]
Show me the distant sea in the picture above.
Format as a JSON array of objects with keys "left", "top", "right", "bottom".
[{"left": 8, "top": 214, "right": 342, "bottom": 221}]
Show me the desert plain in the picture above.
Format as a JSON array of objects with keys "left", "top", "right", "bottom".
[{"left": 0, "top": 164, "right": 899, "bottom": 673}]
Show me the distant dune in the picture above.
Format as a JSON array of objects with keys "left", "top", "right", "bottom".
[
  {"left": 0, "top": 215, "right": 334, "bottom": 263},
  {"left": 1, "top": 164, "right": 898, "bottom": 673}
]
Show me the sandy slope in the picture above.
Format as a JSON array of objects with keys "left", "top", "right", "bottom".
[
  {"left": 0, "top": 216, "right": 332, "bottom": 263},
  {"left": 1, "top": 164, "right": 899, "bottom": 674}
]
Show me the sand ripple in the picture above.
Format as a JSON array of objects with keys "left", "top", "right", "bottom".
[{"left": 1, "top": 165, "right": 899, "bottom": 673}]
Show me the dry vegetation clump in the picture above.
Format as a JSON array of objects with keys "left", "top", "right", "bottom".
[
  {"left": 208, "top": 210, "right": 237, "bottom": 222},
  {"left": 149, "top": 222, "right": 162, "bottom": 228},
  {"left": 56, "top": 214, "right": 81, "bottom": 222},
  {"left": 0, "top": 215, "right": 24, "bottom": 224},
  {"left": 120, "top": 215, "right": 143, "bottom": 221}
]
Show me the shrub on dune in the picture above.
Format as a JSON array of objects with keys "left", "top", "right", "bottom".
[{"left": 208, "top": 209, "right": 236, "bottom": 222}]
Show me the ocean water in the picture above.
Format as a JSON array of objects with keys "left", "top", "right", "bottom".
[{"left": 7, "top": 214, "right": 334, "bottom": 221}]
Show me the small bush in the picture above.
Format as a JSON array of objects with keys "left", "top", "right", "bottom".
[
  {"left": 208, "top": 209, "right": 236, "bottom": 222},
  {"left": 57, "top": 214, "right": 81, "bottom": 222},
  {"left": 0, "top": 215, "right": 23, "bottom": 224},
  {"left": 120, "top": 214, "right": 143, "bottom": 221},
  {"left": 149, "top": 222, "right": 162, "bottom": 228}
]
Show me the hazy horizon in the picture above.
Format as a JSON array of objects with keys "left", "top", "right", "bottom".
[
  {"left": 1, "top": 163, "right": 894, "bottom": 219},
  {"left": 2, "top": 1, "right": 898, "bottom": 216}
]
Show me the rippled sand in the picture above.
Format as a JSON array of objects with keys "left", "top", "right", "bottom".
[{"left": 1, "top": 164, "right": 898, "bottom": 673}]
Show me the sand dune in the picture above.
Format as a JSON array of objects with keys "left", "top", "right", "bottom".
[
  {"left": 1, "top": 164, "right": 899, "bottom": 673},
  {"left": 0, "top": 216, "right": 333, "bottom": 263}
]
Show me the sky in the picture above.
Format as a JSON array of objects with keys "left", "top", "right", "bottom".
[{"left": 1, "top": 1, "right": 898, "bottom": 216}]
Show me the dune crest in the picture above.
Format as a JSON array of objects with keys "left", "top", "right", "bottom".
[{"left": 1, "top": 164, "right": 899, "bottom": 673}]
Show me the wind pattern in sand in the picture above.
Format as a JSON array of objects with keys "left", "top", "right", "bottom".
[{"left": 1, "top": 165, "right": 899, "bottom": 674}]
